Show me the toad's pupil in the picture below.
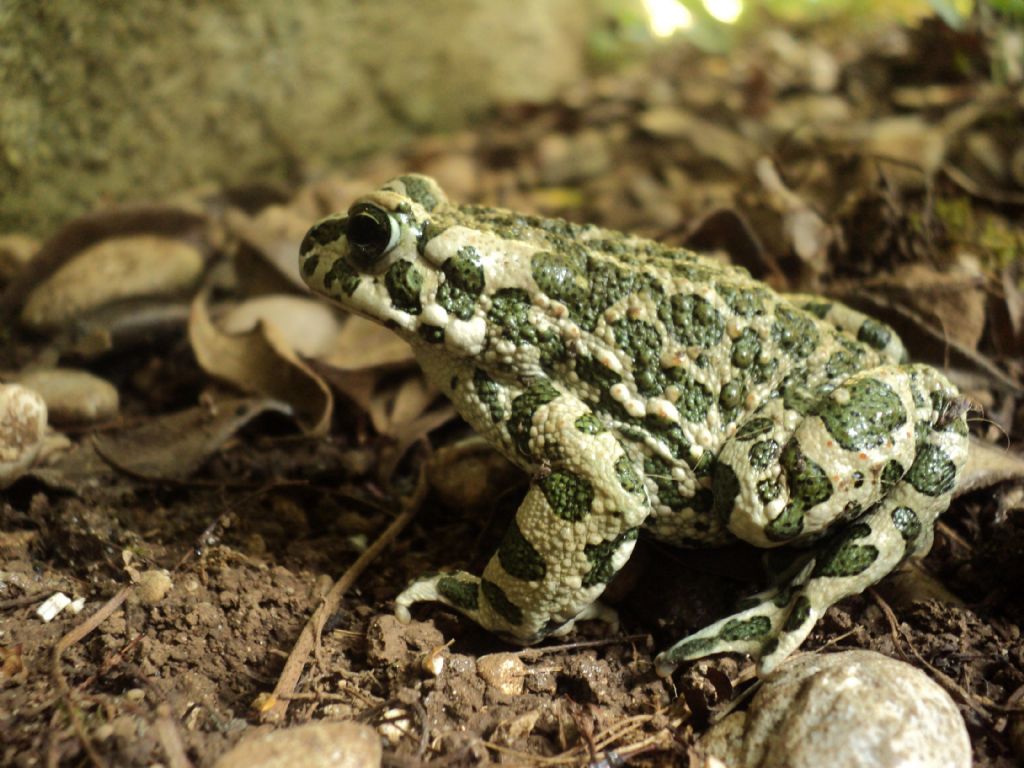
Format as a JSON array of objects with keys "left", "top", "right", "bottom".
[{"left": 348, "top": 209, "right": 390, "bottom": 254}]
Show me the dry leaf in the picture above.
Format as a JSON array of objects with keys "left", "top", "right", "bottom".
[
  {"left": 956, "top": 437, "right": 1024, "bottom": 497},
  {"left": 93, "top": 398, "right": 290, "bottom": 481},
  {"left": 189, "top": 292, "right": 333, "bottom": 435},
  {"left": 321, "top": 315, "right": 416, "bottom": 372},
  {"left": 221, "top": 295, "right": 344, "bottom": 358}
]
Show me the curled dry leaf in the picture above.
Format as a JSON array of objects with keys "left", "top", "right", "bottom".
[
  {"left": 226, "top": 205, "right": 313, "bottom": 293},
  {"left": 221, "top": 295, "right": 344, "bottom": 359},
  {"left": 955, "top": 437, "right": 1024, "bottom": 497},
  {"left": 1, "top": 206, "right": 207, "bottom": 326},
  {"left": 756, "top": 157, "right": 832, "bottom": 276},
  {"left": 320, "top": 315, "right": 416, "bottom": 372},
  {"left": 93, "top": 397, "right": 290, "bottom": 481},
  {"left": 189, "top": 292, "right": 333, "bottom": 435}
]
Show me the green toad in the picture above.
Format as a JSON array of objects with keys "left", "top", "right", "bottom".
[{"left": 300, "top": 175, "right": 970, "bottom": 674}]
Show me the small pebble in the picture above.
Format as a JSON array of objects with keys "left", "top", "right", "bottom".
[
  {"left": 0, "top": 383, "right": 47, "bottom": 488},
  {"left": 700, "top": 650, "right": 970, "bottom": 768},
  {"left": 16, "top": 368, "right": 119, "bottom": 426},
  {"left": 136, "top": 569, "right": 173, "bottom": 605},
  {"left": 477, "top": 653, "right": 527, "bottom": 696},
  {"left": 214, "top": 721, "right": 381, "bottom": 768}
]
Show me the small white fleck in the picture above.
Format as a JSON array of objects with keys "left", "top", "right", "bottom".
[{"left": 37, "top": 592, "right": 72, "bottom": 622}]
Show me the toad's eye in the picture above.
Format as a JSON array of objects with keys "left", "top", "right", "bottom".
[{"left": 346, "top": 203, "right": 400, "bottom": 267}]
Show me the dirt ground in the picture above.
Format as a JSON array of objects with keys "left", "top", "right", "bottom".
[{"left": 2, "top": 13, "right": 1024, "bottom": 768}]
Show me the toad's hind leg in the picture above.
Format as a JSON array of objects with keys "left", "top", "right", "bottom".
[{"left": 655, "top": 365, "right": 969, "bottom": 675}]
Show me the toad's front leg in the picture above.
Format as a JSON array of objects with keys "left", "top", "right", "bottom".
[{"left": 396, "top": 381, "right": 651, "bottom": 643}]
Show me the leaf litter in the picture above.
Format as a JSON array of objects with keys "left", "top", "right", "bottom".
[{"left": 1, "top": 13, "right": 1024, "bottom": 768}]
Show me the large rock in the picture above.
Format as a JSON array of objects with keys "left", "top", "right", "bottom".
[
  {"left": 700, "top": 650, "right": 971, "bottom": 768},
  {"left": 1, "top": 1, "right": 591, "bottom": 235}
]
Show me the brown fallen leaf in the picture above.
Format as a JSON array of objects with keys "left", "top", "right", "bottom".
[
  {"left": 189, "top": 292, "right": 333, "bottom": 435},
  {"left": 93, "top": 398, "right": 290, "bottom": 481},
  {"left": 321, "top": 315, "right": 416, "bottom": 372},
  {"left": 221, "top": 295, "right": 344, "bottom": 359},
  {"left": 226, "top": 205, "right": 312, "bottom": 293}
]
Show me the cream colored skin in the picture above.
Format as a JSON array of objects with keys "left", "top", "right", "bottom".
[{"left": 300, "top": 175, "right": 970, "bottom": 674}]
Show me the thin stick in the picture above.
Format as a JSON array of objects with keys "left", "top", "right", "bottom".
[
  {"left": 50, "top": 585, "right": 132, "bottom": 768},
  {"left": 260, "top": 466, "right": 428, "bottom": 724}
]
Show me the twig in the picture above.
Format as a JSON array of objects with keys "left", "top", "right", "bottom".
[
  {"left": 154, "top": 703, "right": 193, "bottom": 768},
  {"left": 260, "top": 465, "right": 429, "bottom": 723},
  {"left": 50, "top": 585, "right": 132, "bottom": 768}
]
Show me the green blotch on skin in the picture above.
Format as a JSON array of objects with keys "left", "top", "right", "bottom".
[
  {"left": 748, "top": 439, "right": 779, "bottom": 471},
  {"left": 324, "top": 258, "right": 361, "bottom": 297},
  {"left": 720, "top": 615, "right": 772, "bottom": 641},
  {"left": 880, "top": 460, "right": 905, "bottom": 493},
  {"left": 488, "top": 288, "right": 534, "bottom": 344},
  {"left": 474, "top": 369, "right": 504, "bottom": 422},
  {"left": 574, "top": 413, "right": 605, "bottom": 434},
  {"left": 497, "top": 521, "right": 547, "bottom": 581},
  {"left": 437, "top": 245, "right": 485, "bottom": 320},
  {"left": 481, "top": 579, "right": 523, "bottom": 626},
  {"left": 385, "top": 259, "right": 423, "bottom": 314},
  {"left": 539, "top": 470, "right": 594, "bottom": 522},
  {"left": 437, "top": 576, "right": 479, "bottom": 611},
  {"left": 905, "top": 444, "right": 957, "bottom": 497},
  {"left": 782, "top": 595, "right": 811, "bottom": 632},
  {"left": 800, "top": 301, "right": 832, "bottom": 319},
  {"left": 731, "top": 328, "right": 761, "bottom": 369},
  {"left": 612, "top": 317, "right": 663, "bottom": 396},
  {"left": 858, "top": 318, "right": 893, "bottom": 351},
  {"left": 399, "top": 175, "right": 440, "bottom": 211},
  {"left": 487, "top": 288, "right": 566, "bottom": 371},
  {"left": 583, "top": 528, "right": 639, "bottom": 587},
  {"left": 817, "top": 377, "right": 907, "bottom": 452},
  {"left": 300, "top": 253, "right": 319, "bottom": 279},
  {"left": 659, "top": 293, "right": 725, "bottom": 348},
  {"left": 416, "top": 220, "right": 448, "bottom": 256},
  {"left": 767, "top": 441, "right": 833, "bottom": 542},
  {"left": 757, "top": 478, "right": 781, "bottom": 504},
  {"left": 531, "top": 250, "right": 588, "bottom": 316},
  {"left": 813, "top": 523, "right": 879, "bottom": 578},
  {"left": 890, "top": 506, "right": 922, "bottom": 549},
  {"left": 303, "top": 217, "right": 347, "bottom": 254},
  {"left": 663, "top": 368, "right": 712, "bottom": 422},
  {"left": 614, "top": 455, "right": 644, "bottom": 494},
  {"left": 826, "top": 336, "right": 868, "bottom": 379},
  {"left": 712, "top": 461, "right": 741, "bottom": 524},
  {"left": 507, "top": 379, "right": 560, "bottom": 457},
  {"left": 771, "top": 305, "right": 818, "bottom": 359},
  {"left": 717, "top": 284, "right": 767, "bottom": 317},
  {"left": 664, "top": 636, "right": 718, "bottom": 661},
  {"left": 735, "top": 417, "right": 774, "bottom": 441},
  {"left": 719, "top": 379, "right": 744, "bottom": 409},
  {"left": 418, "top": 324, "right": 445, "bottom": 344}
]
